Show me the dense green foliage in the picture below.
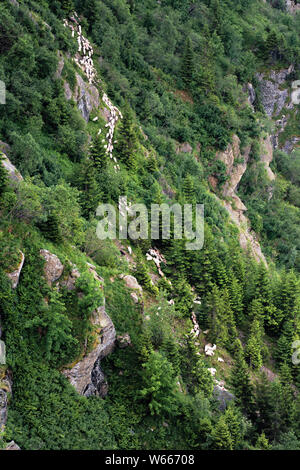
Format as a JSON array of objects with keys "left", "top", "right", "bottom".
[{"left": 0, "top": 0, "right": 300, "bottom": 451}]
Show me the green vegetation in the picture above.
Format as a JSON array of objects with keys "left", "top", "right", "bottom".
[{"left": 0, "top": 0, "right": 300, "bottom": 451}]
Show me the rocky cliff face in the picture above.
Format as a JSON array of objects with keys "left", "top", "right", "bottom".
[
  {"left": 62, "top": 304, "right": 116, "bottom": 397},
  {"left": 64, "top": 72, "right": 100, "bottom": 122},
  {"left": 1, "top": 152, "right": 23, "bottom": 184},
  {"left": 256, "top": 66, "right": 294, "bottom": 118},
  {"left": 260, "top": 135, "right": 276, "bottom": 181},
  {"left": 215, "top": 135, "right": 268, "bottom": 265},
  {"left": 39, "top": 250, "right": 116, "bottom": 397},
  {"left": 256, "top": 65, "right": 299, "bottom": 153},
  {"left": 216, "top": 134, "right": 251, "bottom": 201}
]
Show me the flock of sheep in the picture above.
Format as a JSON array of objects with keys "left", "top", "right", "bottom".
[{"left": 64, "top": 12, "right": 122, "bottom": 171}]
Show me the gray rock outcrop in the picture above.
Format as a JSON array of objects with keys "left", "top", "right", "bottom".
[
  {"left": 40, "top": 249, "right": 64, "bottom": 285},
  {"left": 59, "top": 265, "right": 81, "bottom": 291},
  {"left": 216, "top": 134, "right": 251, "bottom": 199},
  {"left": 116, "top": 333, "right": 131, "bottom": 349},
  {"left": 84, "top": 359, "right": 108, "bottom": 398},
  {"left": 1, "top": 153, "right": 23, "bottom": 184},
  {"left": 256, "top": 66, "right": 294, "bottom": 117},
  {"left": 215, "top": 135, "right": 267, "bottom": 265},
  {"left": 64, "top": 72, "right": 100, "bottom": 122},
  {"left": 260, "top": 135, "right": 276, "bottom": 181},
  {"left": 213, "top": 385, "right": 235, "bottom": 411},
  {"left": 286, "top": 0, "right": 300, "bottom": 14},
  {"left": 176, "top": 142, "right": 193, "bottom": 154},
  {"left": 6, "top": 251, "right": 25, "bottom": 289},
  {"left": 121, "top": 274, "right": 142, "bottom": 292},
  {"left": 62, "top": 305, "right": 116, "bottom": 396},
  {"left": 0, "top": 373, "right": 12, "bottom": 432},
  {"left": 4, "top": 441, "right": 21, "bottom": 450}
]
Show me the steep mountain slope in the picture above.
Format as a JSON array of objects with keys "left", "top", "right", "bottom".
[{"left": 0, "top": 0, "right": 300, "bottom": 451}]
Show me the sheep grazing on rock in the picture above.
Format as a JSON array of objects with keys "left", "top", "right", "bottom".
[
  {"left": 65, "top": 13, "right": 123, "bottom": 171},
  {"left": 205, "top": 343, "right": 216, "bottom": 357},
  {"left": 146, "top": 248, "right": 166, "bottom": 277}
]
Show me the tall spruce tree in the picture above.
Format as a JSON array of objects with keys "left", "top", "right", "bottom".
[
  {"left": 116, "top": 104, "right": 138, "bottom": 170},
  {"left": 181, "top": 38, "right": 194, "bottom": 88},
  {"left": 230, "top": 339, "right": 254, "bottom": 416},
  {"left": 212, "top": 416, "right": 233, "bottom": 450},
  {"left": 90, "top": 135, "right": 108, "bottom": 171},
  {"left": 245, "top": 318, "right": 263, "bottom": 369}
]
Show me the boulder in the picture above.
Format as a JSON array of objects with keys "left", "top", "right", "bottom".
[
  {"left": 213, "top": 385, "right": 235, "bottom": 411},
  {"left": 176, "top": 142, "right": 193, "bottom": 154},
  {"left": 40, "top": 249, "right": 64, "bottom": 285},
  {"left": 120, "top": 274, "right": 143, "bottom": 292},
  {"left": 116, "top": 333, "right": 131, "bottom": 349},
  {"left": 7, "top": 251, "right": 25, "bottom": 289},
  {"left": 59, "top": 266, "right": 81, "bottom": 291},
  {"left": 5, "top": 441, "right": 21, "bottom": 451},
  {"left": 121, "top": 274, "right": 142, "bottom": 292}
]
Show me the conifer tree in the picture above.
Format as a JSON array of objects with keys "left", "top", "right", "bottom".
[
  {"left": 214, "top": 257, "right": 228, "bottom": 289},
  {"left": 183, "top": 174, "right": 195, "bottom": 204},
  {"left": 224, "top": 406, "right": 243, "bottom": 449},
  {"left": 212, "top": 416, "right": 233, "bottom": 450},
  {"left": 207, "top": 285, "right": 229, "bottom": 347},
  {"left": 256, "top": 432, "right": 270, "bottom": 450},
  {"left": 61, "top": 0, "right": 75, "bottom": 15},
  {"left": 207, "top": 286, "right": 237, "bottom": 350},
  {"left": 135, "top": 254, "right": 158, "bottom": 295},
  {"left": 162, "top": 335, "right": 181, "bottom": 376},
  {"left": 77, "top": 160, "right": 102, "bottom": 218},
  {"left": 255, "top": 263, "right": 279, "bottom": 333},
  {"left": 227, "top": 274, "right": 244, "bottom": 325},
  {"left": 186, "top": 337, "right": 213, "bottom": 397},
  {"left": 146, "top": 153, "right": 158, "bottom": 174},
  {"left": 230, "top": 339, "right": 254, "bottom": 416},
  {"left": 195, "top": 24, "right": 215, "bottom": 94},
  {"left": 248, "top": 297, "right": 264, "bottom": 323},
  {"left": 90, "top": 135, "right": 108, "bottom": 171},
  {"left": 140, "top": 350, "right": 179, "bottom": 417},
  {"left": 173, "top": 276, "right": 193, "bottom": 318},
  {"left": 117, "top": 104, "right": 138, "bottom": 170},
  {"left": 38, "top": 212, "right": 62, "bottom": 243},
  {"left": 265, "top": 30, "right": 280, "bottom": 61},
  {"left": 245, "top": 318, "right": 263, "bottom": 369},
  {"left": 181, "top": 38, "right": 194, "bottom": 88},
  {"left": 275, "top": 320, "right": 296, "bottom": 365}
]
